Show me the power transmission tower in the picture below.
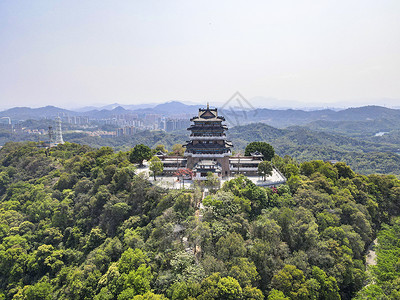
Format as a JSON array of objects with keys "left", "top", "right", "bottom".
[{"left": 54, "top": 116, "right": 64, "bottom": 145}]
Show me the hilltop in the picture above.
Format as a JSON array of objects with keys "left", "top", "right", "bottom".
[{"left": 0, "top": 142, "right": 399, "bottom": 299}]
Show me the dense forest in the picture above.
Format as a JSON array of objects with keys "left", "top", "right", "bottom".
[
  {"left": 355, "top": 217, "right": 400, "bottom": 299},
  {"left": 1, "top": 142, "right": 400, "bottom": 299}
]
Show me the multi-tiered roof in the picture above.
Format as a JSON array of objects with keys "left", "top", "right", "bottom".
[{"left": 184, "top": 104, "right": 232, "bottom": 156}]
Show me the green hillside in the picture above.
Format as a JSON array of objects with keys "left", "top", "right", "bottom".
[
  {"left": 0, "top": 142, "right": 400, "bottom": 299},
  {"left": 228, "top": 124, "right": 400, "bottom": 176}
]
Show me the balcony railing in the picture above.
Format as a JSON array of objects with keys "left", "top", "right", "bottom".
[
  {"left": 189, "top": 136, "right": 226, "bottom": 140},
  {"left": 185, "top": 151, "right": 232, "bottom": 158},
  {"left": 229, "top": 167, "right": 258, "bottom": 171}
]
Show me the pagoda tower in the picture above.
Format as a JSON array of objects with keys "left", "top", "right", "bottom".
[{"left": 185, "top": 104, "right": 232, "bottom": 177}]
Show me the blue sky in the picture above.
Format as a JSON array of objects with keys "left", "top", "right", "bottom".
[{"left": 0, "top": 1, "right": 399, "bottom": 109}]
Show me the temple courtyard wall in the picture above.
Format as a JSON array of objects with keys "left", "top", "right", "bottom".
[{"left": 137, "top": 162, "right": 287, "bottom": 189}]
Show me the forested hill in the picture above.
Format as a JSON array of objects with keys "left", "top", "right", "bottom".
[
  {"left": 59, "top": 122, "right": 400, "bottom": 176},
  {"left": 2, "top": 121, "right": 400, "bottom": 175},
  {"left": 1, "top": 142, "right": 400, "bottom": 299},
  {"left": 300, "top": 118, "right": 400, "bottom": 138},
  {"left": 54, "top": 122, "right": 400, "bottom": 176},
  {"left": 228, "top": 123, "right": 400, "bottom": 175}
]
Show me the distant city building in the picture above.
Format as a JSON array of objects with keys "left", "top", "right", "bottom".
[
  {"left": 144, "top": 114, "right": 161, "bottom": 126},
  {"left": 165, "top": 119, "right": 175, "bottom": 132},
  {"left": 62, "top": 115, "right": 89, "bottom": 125},
  {"left": 164, "top": 118, "right": 191, "bottom": 132},
  {"left": 116, "top": 126, "right": 141, "bottom": 136},
  {"left": 158, "top": 118, "right": 166, "bottom": 130},
  {"left": 176, "top": 119, "right": 191, "bottom": 130},
  {"left": 116, "top": 128, "right": 124, "bottom": 137}
]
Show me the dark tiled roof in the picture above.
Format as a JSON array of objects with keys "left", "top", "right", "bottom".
[
  {"left": 187, "top": 125, "right": 227, "bottom": 131},
  {"left": 186, "top": 142, "right": 232, "bottom": 149}
]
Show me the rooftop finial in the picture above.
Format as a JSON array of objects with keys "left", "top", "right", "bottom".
[{"left": 207, "top": 102, "right": 209, "bottom": 109}]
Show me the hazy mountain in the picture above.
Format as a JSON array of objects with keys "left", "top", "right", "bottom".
[
  {"left": 132, "top": 101, "right": 199, "bottom": 115},
  {"left": 81, "top": 106, "right": 130, "bottom": 119},
  {"left": 334, "top": 105, "right": 400, "bottom": 120},
  {"left": 224, "top": 105, "right": 400, "bottom": 128},
  {"left": 250, "top": 96, "right": 400, "bottom": 109},
  {"left": 0, "top": 105, "right": 76, "bottom": 120},
  {"left": 75, "top": 101, "right": 193, "bottom": 113},
  {"left": 300, "top": 118, "right": 400, "bottom": 138},
  {"left": 74, "top": 103, "right": 157, "bottom": 112},
  {"left": 1, "top": 102, "right": 400, "bottom": 127}
]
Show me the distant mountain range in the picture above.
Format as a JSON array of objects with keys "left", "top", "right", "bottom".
[
  {"left": 0, "top": 101, "right": 200, "bottom": 121},
  {"left": 1, "top": 102, "right": 400, "bottom": 175},
  {"left": 75, "top": 103, "right": 156, "bottom": 112},
  {"left": 1, "top": 101, "right": 400, "bottom": 128},
  {"left": 0, "top": 106, "right": 76, "bottom": 120}
]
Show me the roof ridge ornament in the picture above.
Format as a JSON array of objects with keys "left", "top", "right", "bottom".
[{"left": 207, "top": 102, "right": 209, "bottom": 109}]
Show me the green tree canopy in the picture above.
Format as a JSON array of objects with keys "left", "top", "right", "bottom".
[
  {"left": 149, "top": 156, "right": 164, "bottom": 180},
  {"left": 204, "top": 172, "right": 220, "bottom": 191},
  {"left": 171, "top": 144, "right": 185, "bottom": 156},
  {"left": 129, "top": 144, "right": 152, "bottom": 166},
  {"left": 154, "top": 144, "right": 168, "bottom": 154},
  {"left": 258, "top": 161, "right": 273, "bottom": 181},
  {"left": 245, "top": 142, "right": 275, "bottom": 161},
  {"left": 198, "top": 273, "right": 243, "bottom": 300},
  {"left": 334, "top": 162, "right": 355, "bottom": 179}
]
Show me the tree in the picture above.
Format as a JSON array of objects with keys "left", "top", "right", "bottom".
[
  {"left": 205, "top": 172, "right": 220, "bottom": 191},
  {"left": 267, "top": 289, "right": 289, "bottom": 300},
  {"left": 311, "top": 266, "right": 340, "bottom": 300},
  {"left": 228, "top": 258, "right": 260, "bottom": 287},
  {"left": 131, "top": 291, "right": 168, "bottom": 299},
  {"left": 174, "top": 168, "right": 193, "bottom": 188},
  {"left": 154, "top": 144, "right": 168, "bottom": 154},
  {"left": 317, "top": 163, "right": 338, "bottom": 181},
  {"left": 258, "top": 161, "right": 273, "bottom": 181},
  {"left": 203, "top": 190, "right": 251, "bottom": 217},
  {"left": 199, "top": 273, "right": 243, "bottom": 300},
  {"left": 149, "top": 156, "right": 164, "bottom": 180},
  {"left": 24, "top": 280, "right": 53, "bottom": 300},
  {"left": 171, "top": 144, "right": 185, "bottom": 156},
  {"left": 129, "top": 144, "right": 152, "bottom": 166},
  {"left": 243, "top": 286, "right": 265, "bottom": 300},
  {"left": 122, "top": 264, "right": 153, "bottom": 296},
  {"left": 300, "top": 161, "right": 315, "bottom": 176},
  {"left": 271, "top": 265, "right": 305, "bottom": 299},
  {"left": 222, "top": 175, "right": 268, "bottom": 216},
  {"left": 245, "top": 142, "right": 275, "bottom": 161},
  {"left": 282, "top": 164, "right": 299, "bottom": 179},
  {"left": 334, "top": 162, "right": 355, "bottom": 179},
  {"left": 216, "top": 232, "right": 246, "bottom": 261},
  {"left": 168, "top": 281, "right": 201, "bottom": 300}
]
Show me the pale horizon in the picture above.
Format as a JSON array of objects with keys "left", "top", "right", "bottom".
[{"left": 1, "top": 1, "right": 399, "bottom": 110}]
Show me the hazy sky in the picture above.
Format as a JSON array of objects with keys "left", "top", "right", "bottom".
[{"left": 1, "top": 0, "right": 399, "bottom": 109}]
